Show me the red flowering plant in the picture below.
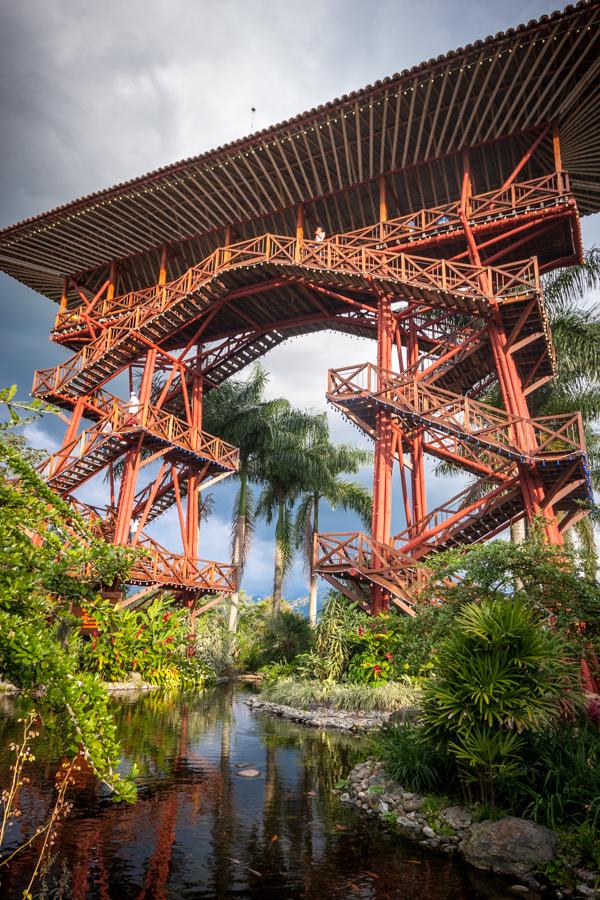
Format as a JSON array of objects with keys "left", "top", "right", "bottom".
[
  {"left": 346, "top": 615, "right": 407, "bottom": 683},
  {"left": 79, "top": 595, "right": 212, "bottom": 687}
]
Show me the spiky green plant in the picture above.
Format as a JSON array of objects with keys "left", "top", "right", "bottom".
[
  {"left": 311, "top": 591, "right": 370, "bottom": 681},
  {"left": 421, "top": 597, "right": 580, "bottom": 804}
]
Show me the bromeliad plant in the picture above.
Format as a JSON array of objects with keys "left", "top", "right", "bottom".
[{"left": 79, "top": 596, "right": 212, "bottom": 688}]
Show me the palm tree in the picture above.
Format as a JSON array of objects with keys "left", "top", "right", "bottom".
[
  {"left": 524, "top": 247, "right": 600, "bottom": 574},
  {"left": 202, "top": 364, "right": 289, "bottom": 632},
  {"left": 437, "top": 247, "right": 600, "bottom": 574},
  {"left": 294, "top": 439, "right": 372, "bottom": 625},
  {"left": 255, "top": 409, "right": 328, "bottom": 616}
]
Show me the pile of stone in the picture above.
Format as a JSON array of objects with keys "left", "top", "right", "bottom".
[
  {"left": 245, "top": 695, "right": 392, "bottom": 732},
  {"left": 339, "top": 759, "right": 599, "bottom": 898},
  {"left": 103, "top": 672, "right": 158, "bottom": 694}
]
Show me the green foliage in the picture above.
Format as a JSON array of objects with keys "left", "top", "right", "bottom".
[
  {"left": 293, "top": 442, "right": 372, "bottom": 573},
  {"left": 0, "top": 397, "right": 139, "bottom": 801},
  {"left": 426, "top": 529, "right": 600, "bottom": 658},
  {"left": 421, "top": 596, "right": 580, "bottom": 803},
  {"left": 259, "top": 660, "right": 299, "bottom": 683},
  {"left": 79, "top": 596, "right": 212, "bottom": 689},
  {"left": 560, "top": 821, "right": 600, "bottom": 874},
  {"left": 194, "top": 605, "right": 235, "bottom": 676},
  {"left": 260, "top": 678, "right": 419, "bottom": 712},
  {"left": 225, "top": 597, "right": 311, "bottom": 672},
  {"left": 261, "top": 609, "right": 313, "bottom": 662},
  {"left": 255, "top": 408, "right": 328, "bottom": 611},
  {"left": 372, "top": 723, "right": 459, "bottom": 795},
  {"left": 346, "top": 620, "right": 403, "bottom": 683},
  {"left": 312, "top": 592, "right": 370, "bottom": 681},
  {"left": 499, "top": 721, "right": 600, "bottom": 830},
  {"left": 202, "top": 365, "right": 290, "bottom": 621},
  {"left": 234, "top": 599, "right": 273, "bottom": 670},
  {"left": 305, "top": 592, "right": 462, "bottom": 684},
  {"left": 389, "top": 603, "right": 464, "bottom": 677},
  {"left": 368, "top": 783, "right": 384, "bottom": 794}
]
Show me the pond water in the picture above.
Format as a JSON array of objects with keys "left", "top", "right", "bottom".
[{"left": 0, "top": 684, "right": 516, "bottom": 899}]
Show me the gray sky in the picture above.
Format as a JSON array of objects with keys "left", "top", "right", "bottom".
[{"left": 1, "top": 0, "right": 599, "bottom": 603}]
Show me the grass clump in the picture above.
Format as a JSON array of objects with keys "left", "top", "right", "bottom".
[
  {"left": 260, "top": 679, "right": 420, "bottom": 712},
  {"left": 371, "top": 723, "right": 459, "bottom": 795}
]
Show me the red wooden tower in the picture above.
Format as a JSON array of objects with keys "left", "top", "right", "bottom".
[{"left": 1, "top": 1, "right": 598, "bottom": 614}]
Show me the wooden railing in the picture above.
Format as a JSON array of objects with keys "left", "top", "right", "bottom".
[
  {"left": 314, "top": 531, "right": 424, "bottom": 593},
  {"left": 334, "top": 172, "right": 571, "bottom": 249},
  {"left": 40, "top": 396, "right": 239, "bottom": 481},
  {"left": 131, "top": 533, "right": 236, "bottom": 592},
  {"left": 391, "top": 473, "right": 521, "bottom": 551},
  {"left": 328, "top": 363, "right": 586, "bottom": 461},
  {"left": 64, "top": 499, "right": 236, "bottom": 593},
  {"left": 36, "top": 230, "right": 540, "bottom": 401},
  {"left": 52, "top": 171, "right": 567, "bottom": 342}
]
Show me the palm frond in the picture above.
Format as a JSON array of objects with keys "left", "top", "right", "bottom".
[
  {"left": 574, "top": 515, "right": 598, "bottom": 581},
  {"left": 542, "top": 247, "right": 600, "bottom": 313},
  {"left": 327, "top": 478, "right": 372, "bottom": 529},
  {"left": 276, "top": 501, "right": 296, "bottom": 580}
]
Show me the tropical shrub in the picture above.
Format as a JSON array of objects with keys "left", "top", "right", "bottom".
[
  {"left": 389, "top": 602, "right": 463, "bottom": 677},
  {"left": 422, "top": 597, "right": 581, "bottom": 804},
  {"left": 259, "top": 660, "right": 299, "bottom": 682},
  {"left": 80, "top": 596, "right": 213, "bottom": 688},
  {"left": 305, "top": 592, "right": 460, "bottom": 684},
  {"left": 0, "top": 390, "right": 138, "bottom": 800},
  {"left": 261, "top": 609, "right": 313, "bottom": 662},
  {"left": 233, "top": 598, "right": 273, "bottom": 670},
  {"left": 195, "top": 607, "right": 236, "bottom": 676},
  {"left": 346, "top": 619, "right": 404, "bottom": 683},
  {"left": 232, "top": 598, "right": 312, "bottom": 671},
  {"left": 424, "top": 530, "right": 600, "bottom": 659}
]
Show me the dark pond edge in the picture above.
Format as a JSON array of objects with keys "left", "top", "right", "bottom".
[
  {"left": 244, "top": 698, "right": 599, "bottom": 898},
  {"left": 339, "top": 758, "right": 599, "bottom": 900}
]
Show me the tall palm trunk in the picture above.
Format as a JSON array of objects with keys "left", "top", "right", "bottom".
[
  {"left": 228, "top": 469, "right": 247, "bottom": 633},
  {"left": 511, "top": 518, "right": 526, "bottom": 544},
  {"left": 272, "top": 497, "right": 285, "bottom": 616},
  {"left": 308, "top": 495, "right": 319, "bottom": 626},
  {"left": 511, "top": 517, "right": 526, "bottom": 592}
]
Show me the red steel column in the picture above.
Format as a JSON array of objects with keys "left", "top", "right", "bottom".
[
  {"left": 407, "top": 316, "right": 426, "bottom": 527},
  {"left": 460, "top": 157, "right": 561, "bottom": 544},
  {"left": 371, "top": 292, "right": 394, "bottom": 613},
  {"left": 185, "top": 349, "right": 203, "bottom": 560},
  {"left": 113, "top": 348, "right": 157, "bottom": 545},
  {"left": 114, "top": 249, "right": 166, "bottom": 546}
]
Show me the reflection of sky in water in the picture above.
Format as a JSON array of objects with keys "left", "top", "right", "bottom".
[{"left": 0, "top": 686, "right": 512, "bottom": 898}]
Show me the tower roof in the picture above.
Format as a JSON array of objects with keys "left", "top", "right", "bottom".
[{"left": 1, "top": 0, "right": 599, "bottom": 301}]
